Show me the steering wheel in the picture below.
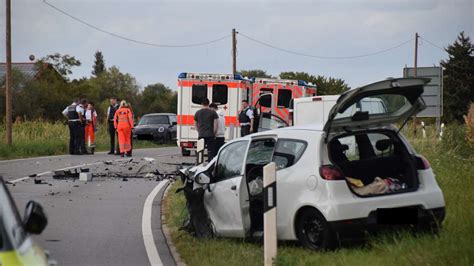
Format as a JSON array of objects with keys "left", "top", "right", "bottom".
[{"left": 247, "top": 165, "right": 263, "bottom": 182}]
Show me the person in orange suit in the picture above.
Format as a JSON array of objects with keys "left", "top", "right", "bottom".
[
  {"left": 84, "top": 102, "right": 98, "bottom": 154},
  {"left": 114, "top": 100, "right": 134, "bottom": 157}
]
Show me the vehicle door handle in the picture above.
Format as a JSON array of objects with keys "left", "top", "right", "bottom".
[{"left": 230, "top": 185, "right": 237, "bottom": 190}]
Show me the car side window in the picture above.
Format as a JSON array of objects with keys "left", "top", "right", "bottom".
[
  {"left": 214, "top": 141, "right": 248, "bottom": 182},
  {"left": 272, "top": 139, "right": 307, "bottom": 169},
  {"left": 169, "top": 115, "right": 177, "bottom": 125},
  {"left": 246, "top": 139, "right": 276, "bottom": 165},
  {"left": 258, "top": 113, "right": 288, "bottom": 131}
]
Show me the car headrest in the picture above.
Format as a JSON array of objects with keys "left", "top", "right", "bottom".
[{"left": 376, "top": 139, "right": 392, "bottom": 151}]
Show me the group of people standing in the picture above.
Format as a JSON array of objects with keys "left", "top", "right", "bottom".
[
  {"left": 62, "top": 98, "right": 97, "bottom": 155},
  {"left": 194, "top": 98, "right": 255, "bottom": 162},
  {"left": 63, "top": 97, "right": 134, "bottom": 157}
]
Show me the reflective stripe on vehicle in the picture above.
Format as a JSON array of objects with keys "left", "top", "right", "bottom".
[{"left": 177, "top": 115, "right": 237, "bottom": 126}]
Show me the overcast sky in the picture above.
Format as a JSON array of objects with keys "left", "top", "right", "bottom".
[{"left": 1, "top": 0, "right": 472, "bottom": 89}]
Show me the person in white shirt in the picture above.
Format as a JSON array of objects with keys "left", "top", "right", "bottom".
[
  {"left": 210, "top": 103, "right": 225, "bottom": 154},
  {"left": 85, "top": 102, "right": 98, "bottom": 154}
]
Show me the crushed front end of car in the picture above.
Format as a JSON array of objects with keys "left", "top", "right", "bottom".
[{"left": 176, "top": 163, "right": 214, "bottom": 238}]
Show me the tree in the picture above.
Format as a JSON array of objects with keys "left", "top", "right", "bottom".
[
  {"left": 239, "top": 69, "right": 274, "bottom": 79},
  {"left": 440, "top": 32, "right": 474, "bottom": 123},
  {"left": 40, "top": 53, "right": 81, "bottom": 78},
  {"left": 137, "top": 83, "right": 176, "bottom": 115},
  {"left": 92, "top": 51, "right": 106, "bottom": 76},
  {"left": 279, "top": 71, "right": 350, "bottom": 95}
]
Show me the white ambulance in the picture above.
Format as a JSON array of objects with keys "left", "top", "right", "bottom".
[{"left": 176, "top": 73, "right": 253, "bottom": 156}]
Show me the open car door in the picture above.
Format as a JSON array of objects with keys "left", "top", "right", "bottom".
[
  {"left": 254, "top": 93, "right": 289, "bottom": 132},
  {"left": 203, "top": 140, "right": 251, "bottom": 237},
  {"left": 323, "top": 78, "right": 429, "bottom": 142}
]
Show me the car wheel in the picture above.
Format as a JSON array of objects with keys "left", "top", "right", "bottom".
[
  {"left": 181, "top": 148, "right": 191, "bottom": 157},
  {"left": 296, "top": 208, "right": 334, "bottom": 250}
]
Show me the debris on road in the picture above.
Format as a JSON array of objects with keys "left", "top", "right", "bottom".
[
  {"left": 34, "top": 178, "right": 47, "bottom": 185},
  {"left": 79, "top": 173, "right": 92, "bottom": 182},
  {"left": 50, "top": 157, "right": 179, "bottom": 182}
]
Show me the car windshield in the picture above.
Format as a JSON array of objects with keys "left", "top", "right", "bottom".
[{"left": 139, "top": 115, "right": 169, "bottom": 125}]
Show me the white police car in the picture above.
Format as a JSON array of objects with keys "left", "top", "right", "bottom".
[{"left": 186, "top": 78, "right": 446, "bottom": 250}]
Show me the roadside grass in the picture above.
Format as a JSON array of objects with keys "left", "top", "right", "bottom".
[
  {"left": 0, "top": 121, "right": 166, "bottom": 160},
  {"left": 163, "top": 124, "right": 474, "bottom": 266}
]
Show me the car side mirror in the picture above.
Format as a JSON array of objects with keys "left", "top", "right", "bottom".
[
  {"left": 23, "top": 201, "right": 48, "bottom": 235},
  {"left": 172, "top": 121, "right": 177, "bottom": 126},
  {"left": 195, "top": 172, "right": 211, "bottom": 185}
]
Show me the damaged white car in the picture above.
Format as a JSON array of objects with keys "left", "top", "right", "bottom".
[{"left": 180, "top": 78, "right": 446, "bottom": 250}]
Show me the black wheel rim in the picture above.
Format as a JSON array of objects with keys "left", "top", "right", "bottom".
[{"left": 302, "top": 215, "right": 324, "bottom": 248}]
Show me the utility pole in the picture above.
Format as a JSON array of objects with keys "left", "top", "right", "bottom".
[
  {"left": 414, "top": 32, "right": 419, "bottom": 77},
  {"left": 5, "top": 0, "right": 13, "bottom": 145},
  {"left": 412, "top": 32, "right": 419, "bottom": 135},
  {"left": 232, "top": 28, "right": 237, "bottom": 76}
]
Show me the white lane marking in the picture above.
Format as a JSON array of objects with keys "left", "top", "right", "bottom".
[{"left": 142, "top": 180, "right": 169, "bottom": 266}]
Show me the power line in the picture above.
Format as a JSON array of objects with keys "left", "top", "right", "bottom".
[
  {"left": 42, "top": 0, "right": 231, "bottom": 48},
  {"left": 419, "top": 36, "right": 446, "bottom": 52},
  {"left": 238, "top": 32, "right": 413, "bottom": 59}
]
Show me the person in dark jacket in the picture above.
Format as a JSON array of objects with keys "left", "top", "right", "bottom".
[
  {"left": 62, "top": 98, "right": 81, "bottom": 155},
  {"left": 107, "top": 97, "right": 120, "bottom": 155},
  {"left": 238, "top": 100, "right": 254, "bottom": 137}
]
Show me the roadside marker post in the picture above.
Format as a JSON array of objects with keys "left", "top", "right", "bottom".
[
  {"left": 263, "top": 162, "right": 277, "bottom": 266},
  {"left": 196, "top": 138, "right": 205, "bottom": 164},
  {"left": 439, "top": 123, "right": 445, "bottom": 140},
  {"left": 421, "top": 121, "right": 427, "bottom": 139}
]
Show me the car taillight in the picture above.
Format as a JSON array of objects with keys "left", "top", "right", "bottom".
[
  {"left": 180, "top": 142, "right": 194, "bottom": 148},
  {"left": 415, "top": 155, "right": 431, "bottom": 170},
  {"left": 319, "top": 165, "right": 344, "bottom": 180}
]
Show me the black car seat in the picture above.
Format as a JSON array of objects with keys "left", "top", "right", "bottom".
[{"left": 330, "top": 139, "right": 349, "bottom": 163}]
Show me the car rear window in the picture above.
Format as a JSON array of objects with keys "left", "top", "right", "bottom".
[
  {"left": 273, "top": 139, "right": 307, "bottom": 169},
  {"left": 212, "top": 84, "right": 228, "bottom": 105},
  {"left": 192, "top": 84, "right": 208, "bottom": 105},
  {"left": 277, "top": 89, "right": 292, "bottom": 108}
]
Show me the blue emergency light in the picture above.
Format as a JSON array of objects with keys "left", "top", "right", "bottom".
[{"left": 297, "top": 80, "right": 307, "bottom": 86}]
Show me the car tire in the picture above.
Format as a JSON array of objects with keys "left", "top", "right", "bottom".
[
  {"left": 181, "top": 148, "right": 191, "bottom": 157},
  {"left": 296, "top": 208, "right": 334, "bottom": 250}
]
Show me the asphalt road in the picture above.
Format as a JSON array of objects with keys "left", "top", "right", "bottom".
[{"left": 1, "top": 147, "right": 191, "bottom": 266}]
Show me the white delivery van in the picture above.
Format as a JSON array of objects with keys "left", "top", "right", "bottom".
[{"left": 293, "top": 95, "right": 388, "bottom": 126}]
